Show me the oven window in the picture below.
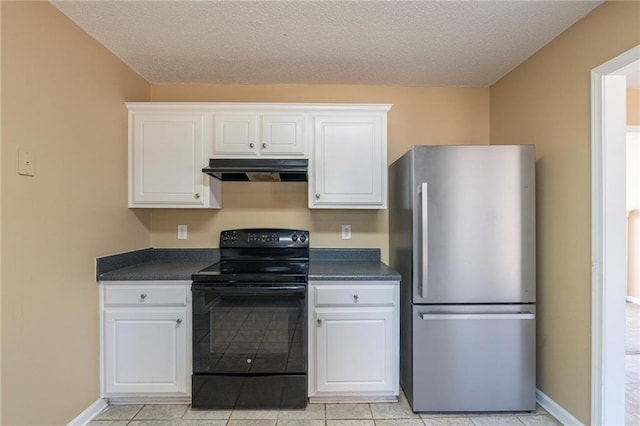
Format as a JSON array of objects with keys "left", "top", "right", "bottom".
[{"left": 193, "top": 287, "right": 306, "bottom": 375}]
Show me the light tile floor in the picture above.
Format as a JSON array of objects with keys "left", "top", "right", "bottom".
[{"left": 89, "top": 391, "right": 561, "bottom": 426}]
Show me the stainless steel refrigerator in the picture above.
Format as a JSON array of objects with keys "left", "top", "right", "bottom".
[{"left": 389, "top": 145, "right": 536, "bottom": 412}]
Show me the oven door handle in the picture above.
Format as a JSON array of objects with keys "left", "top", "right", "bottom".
[{"left": 192, "top": 284, "right": 306, "bottom": 295}]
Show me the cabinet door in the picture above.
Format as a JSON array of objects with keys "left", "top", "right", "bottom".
[
  {"left": 311, "top": 116, "right": 386, "bottom": 208},
  {"left": 104, "top": 309, "right": 188, "bottom": 395},
  {"left": 261, "top": 115, "right": 306, "bottom": 155},
  {"left": 130, "top": 113, "right": 217, "bottom": 207},
  {"left": 315, "top": 308, "right": 394, "bottom": 393},
  {"left": 213, "top": 114, "right": 259, "bottom": 155},
  {"left": 214, "top": 114, "right": 305, "bottom": 157}
]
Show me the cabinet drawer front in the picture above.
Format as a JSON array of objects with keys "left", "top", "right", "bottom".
[
  {"left": 315, "top": 285, "right": 395, "bottom": 306},
  {"left": 104, "top": 286, "right": 187, "bottom": 306}
]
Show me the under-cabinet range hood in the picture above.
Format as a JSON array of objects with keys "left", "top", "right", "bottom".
[{"left": 202, "top": 158, "right": 308, "bottom": 182}]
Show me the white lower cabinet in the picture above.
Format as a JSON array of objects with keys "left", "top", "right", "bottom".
[
  {"left": 315, "top": 308, "right": 395, "bottom": 393},
  {"left": 308, "top": 281, "right": 399, "bottom": 401},
  {"left": 104, "top": 310, "right": 187, "bottom": 394},
  {"left": 100, "top": 282, "right": 191, "bottom": 401}
]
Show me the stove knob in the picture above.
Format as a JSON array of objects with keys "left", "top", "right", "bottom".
[
  {"left": 221, "top": 233, "right": 228, "bottom": 242},
  {"left": 291, "top": 234, "right": 298, "bottom": 242},
  {"left": 300, "top": 234, "right": 307, "bottom": 243}
]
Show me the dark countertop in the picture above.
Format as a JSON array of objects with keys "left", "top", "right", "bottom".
[
  {"left": 97, "top": 248, "right": 399, "bottom": 282},
  {"left": 97, "top": 248, "right": 218, "bottom": 281},
  {"left": 98, "top": 260, "right": 216, "bottom": 281},
  {"left": 309, "top": 260, "right": 400, "bottom": 281}
]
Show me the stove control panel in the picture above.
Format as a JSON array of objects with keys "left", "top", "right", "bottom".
[
  {"left": 248, "top": 232, "right": 280, "bottom": 243},
  {"left": 220, "top": 228, "right": 309, "bottom": 248}
]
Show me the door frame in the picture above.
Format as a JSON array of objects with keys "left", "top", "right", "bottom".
[{"left": 590, "top": 45, "right": 640, "bottom": 425}]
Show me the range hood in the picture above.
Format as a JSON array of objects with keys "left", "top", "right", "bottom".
[{"left": 202, "top": 158, "right": 308, "bottom": 182}]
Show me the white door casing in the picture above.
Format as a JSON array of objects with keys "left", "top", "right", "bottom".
[{"left": 590, "top": 45, "right": 640, "bottom": 426}]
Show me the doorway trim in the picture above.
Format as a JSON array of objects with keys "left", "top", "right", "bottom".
[{"left": 591, "top": 45, "right": 640, "bottom": 426}]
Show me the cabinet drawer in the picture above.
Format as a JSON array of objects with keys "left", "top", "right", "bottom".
[
  {"left": 104, "top": 286, "right": 187, "bottom": 307},
  {"left": 315, "top": 285, "right": 395, "bottom": 307}
]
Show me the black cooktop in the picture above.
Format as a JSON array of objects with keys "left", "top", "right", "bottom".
[
  {"left": 192, "top": 260, "right": 309, "bottom": 283},
  {"left": 192, "top": 228, "right": 309, "bottom": 284}
]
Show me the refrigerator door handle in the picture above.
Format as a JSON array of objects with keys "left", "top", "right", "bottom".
[
  {"left": 419, "top": 312, "right": 536, "bottom": 320},
  {"left": 420, "top": 182, "right": 428, "bottom": 298}
]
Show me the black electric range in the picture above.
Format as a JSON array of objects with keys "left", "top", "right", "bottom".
[{"left": 191, "top": 228, "right": 309, "bottom": 409}]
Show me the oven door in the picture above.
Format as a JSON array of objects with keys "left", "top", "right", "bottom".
[{"left": 191, "top": 283, "right": 307, "bottom": 408}]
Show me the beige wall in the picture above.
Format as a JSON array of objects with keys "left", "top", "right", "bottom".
[
  {"left": 490, "top": 1, "right": 640, "bottom": 423},
  {"left": 1, "top": 2, "right": 151, "bottom": 424},
  {"left": 629, "top": 88, "right": 640, "bottom": 125},
  {"left": 149, "top": 85, "right": 489, "bottom": 261}
]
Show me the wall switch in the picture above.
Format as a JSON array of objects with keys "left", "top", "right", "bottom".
[
  {"left": 177, "top": 225, "right": 188, "bottom": 240},
  {"left": 341, "top": 224, "right": 352, "bottom": 240},
  {"left": 18, "top": 150, "right": 35, "bottom": 176}
]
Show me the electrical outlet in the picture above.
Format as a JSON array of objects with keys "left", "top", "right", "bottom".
[
  {"left": 177, "top": 225, "right": 188, "bottom": 240},
  {"left": 341, "top": 224, "right": 352, "bottom": 240},
  {"left": 18, "top": 150, "right": 35, "bottom": 176}
]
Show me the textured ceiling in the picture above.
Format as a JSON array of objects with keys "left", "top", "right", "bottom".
[{"left": 51, "top": 0, "right": 608, "bottom": 87}]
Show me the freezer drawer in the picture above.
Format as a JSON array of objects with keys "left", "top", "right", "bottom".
[{"left": 411, "top": 305, "right": 536, "bottom": 412}]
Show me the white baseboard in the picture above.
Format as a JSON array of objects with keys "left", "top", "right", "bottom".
[
  {"left": 627, "top": 296, "right": 640, "bottom": 305},
  {"left": 67, "top": 398, "right": 108, "bottom": 426},
  {"left": 536, "top": 389, "right": 584, "bottom": 426}
]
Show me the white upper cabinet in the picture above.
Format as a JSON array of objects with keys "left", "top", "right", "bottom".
[
  {"left": 128, "top": 107, "right": 221, "bottom": 208},
  {"left": 214, "top": 114, "right": 306, "bottom": 157},
  {"left": 127, "top": 103, "right": 391, "bottom": 210},
  {"left": 310, "top": 111, "right": 389, "bottom": 209},
  {"left": 213, "top": 114, "right": 258, "bottom": 155}
]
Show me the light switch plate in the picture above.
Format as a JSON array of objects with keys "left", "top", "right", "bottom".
[
  {"left": 341, "top": 224, "right": 352, "bottom": 240},
  {"left": 177, "top": 225, "right": 188, "bottom": 240},
  {"left": 18, "top": 150, "right": 35, "bottom": 176}
]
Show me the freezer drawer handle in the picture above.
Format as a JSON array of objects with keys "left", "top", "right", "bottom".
[
  {"left": 419, "top": 312, "right": 535, "bottom": 320},
  {"left": 420, "top": 182, "right": 428, "bottom": 298}
]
